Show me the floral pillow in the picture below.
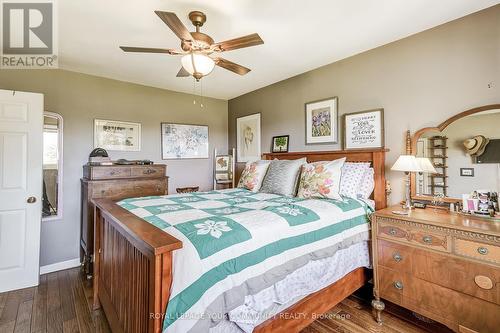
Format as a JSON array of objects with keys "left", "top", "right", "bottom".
[
  {"left": 297, "top": 158, "right": 346, "bottom": 200},
  {"left": 237, "top": 160, "right": 271, "bottom": 192},
  {"left": 357, "top": 167, "right": 375, "bottom": 199},
  {"left": 339, "top": 162, "right": 371, "bottom": 198}
]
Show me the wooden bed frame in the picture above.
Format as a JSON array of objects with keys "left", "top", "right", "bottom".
[{"left": 92, "top": 149, "right": 387, "bottom": 333}]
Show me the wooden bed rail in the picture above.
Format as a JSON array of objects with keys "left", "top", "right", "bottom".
[{"left": 93, "top": 199, "right": 182, "bottom": 333}]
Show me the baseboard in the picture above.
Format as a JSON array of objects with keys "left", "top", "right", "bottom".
[{"left": 40, "top": 258, "right": 81, "bottom": 275}]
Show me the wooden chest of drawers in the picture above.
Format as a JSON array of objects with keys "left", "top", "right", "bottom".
[
  {"left": 372, "top": 207, "right": 500, "bottom": 333},
  {"left": 80, "top": 164, "right": 168, "bottom": 277}
]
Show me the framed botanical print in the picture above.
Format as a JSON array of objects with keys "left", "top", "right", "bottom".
[
  {"left": 272, "top": 135, "right": 289, "bottom": 153},
  {"left": 343, "top": 108, "right": 384, "bottom": 149},
  {"left": 161, "top": 123, "right": 209, "bottom": 159},
  {"left": 236, "top": 113, "right": 261, "bottom": 162},
  {"left": 305, "top": 97, "right": 338, "bottom": 144},
  {"left": 94, "top": 119, "right": 141, "bottom": 151}
]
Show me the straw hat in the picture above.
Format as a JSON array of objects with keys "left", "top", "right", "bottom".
[{"left": 463, "top": 135, "right": 489, "bottom": 156}]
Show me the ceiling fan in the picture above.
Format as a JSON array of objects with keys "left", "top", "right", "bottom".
[{"left": 120, "top": 10, "right": 264, "bottom": 81}]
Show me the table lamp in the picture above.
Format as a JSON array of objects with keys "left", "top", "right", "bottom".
[{"left": 391, "top": 155, "right": 422, "bottom": 214}]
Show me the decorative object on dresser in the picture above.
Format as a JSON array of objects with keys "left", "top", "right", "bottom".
[
  {"left": 176, "top": 186, "right": 199, "bottom": 193},
  {"left": 214, "top": 148, "right": 235, "bottom": 190},
  {"left": 271, "top": 135, "right": 289, "bottom": 153},
  {"left": 236, "top": 113, "right": 261, "bottom": 162},
  {"left": 343, "top": 108, "right": 384, "bottom": 149},
  {"left": 410, "top": 104, "right": 500, "bottom": 208},
  {"left": 371, "top": 207, "right": 500, "bottom": 333},
  {"left": 94, "top": 119, "right": 141, "bottom": 151},
  {"left": 161, "top": 123, "right": 209, "bottom": 159},
  {"left": 80, "top": 163, "right": 168, "bottom": 278},
  {"left": 305, "top": 97, "right": 338, "bottom": 144}
]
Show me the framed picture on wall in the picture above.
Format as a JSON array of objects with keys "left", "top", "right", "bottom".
[
  {"left": 271, "top": 135, "right": 289, "bottom": 153},
  {"left": 236, "top": 113, "right": 261, "bottom": 162},
  {"left": 94, "top": 119, "right": 141, "bottom": 151},
  {"left": 161, "top": 123, "right": 209, "bottom": 159},
  {"left": 305, "top": 97, "right": 338, "bottom": 144},
  {"left": 343, "top": 108, "right": 384, "bottom": 149}
]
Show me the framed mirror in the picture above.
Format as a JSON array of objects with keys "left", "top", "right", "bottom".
[{"left": 410, "top": 104, "right": 500, "bottom": 211}]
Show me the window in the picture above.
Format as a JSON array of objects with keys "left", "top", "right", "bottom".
[{"left": 42, "top": 112, "right": 63, "bottom": 221}]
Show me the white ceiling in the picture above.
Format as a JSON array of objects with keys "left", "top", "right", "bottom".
[{"left": 59, "top": 0, "right": 499, "bottom": 100}]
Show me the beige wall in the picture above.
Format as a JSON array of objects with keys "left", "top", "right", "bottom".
[
  {"left": 228, "top": 5, "right": 500, "bottom": 206},
  {"left": 0, "top": 70, "right": 228, "bottom": 266}
]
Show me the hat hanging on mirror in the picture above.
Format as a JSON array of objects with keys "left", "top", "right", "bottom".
[{"left": 463, "top": 135, "right": 489, "bottom": 156}]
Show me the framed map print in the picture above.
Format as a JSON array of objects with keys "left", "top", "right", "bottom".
[
  {"left": 236, "top": 113, "right": 261, "bottom": 162},
  {"left": 343, "top": 108, "right": 384, "bottom": 149},
  {"left": 161, "top": 123, "right": 209, "bottom": 159},
  {"left": 94, "top": 119, "right": 141, "bottom": 151},
  {"left": 305, "top": 97, "right": 338, "bottom": 144}
]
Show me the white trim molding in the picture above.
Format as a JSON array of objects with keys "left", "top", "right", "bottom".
[{"left": 40, "top": 258, "right": 80, "bottom": 275}]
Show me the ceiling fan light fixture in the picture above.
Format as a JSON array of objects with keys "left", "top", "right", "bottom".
[{"left": 181, "top": 53, "right": 215, "bottom": 80}]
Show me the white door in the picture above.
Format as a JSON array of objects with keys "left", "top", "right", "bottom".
[{"left": 0, "top": 89, "right": 43, "bottom": 292}]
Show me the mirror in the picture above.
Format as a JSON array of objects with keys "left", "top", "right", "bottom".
[
  {"left": 411, "top": 105, "right": 500, "bottom": 204},
  {"left": 43, "top": 112, "right": 63, "bottom": 220}
]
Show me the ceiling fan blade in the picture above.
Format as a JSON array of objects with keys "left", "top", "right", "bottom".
[
  {"left": 213, "top": 33, "right": 264, "bottom": 52},
  {"left": 155, "top": 11, "right": 193, "bottom": 41},
  {"left": 120, "top": 46, "right": 181, "bottom": 55},
  {"left": 176, "top": 67, "right": 190, "bottom": 77},
  {"left": 214, "top": 58, "right": 251, "bottom": 75}
]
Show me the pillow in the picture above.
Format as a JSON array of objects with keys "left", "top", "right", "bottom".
[
  {"left": 297, "top": 158, "right": 346, "bottom": 200},
  {"left": 259, "top": 158, "right": 307, "bottom": 196},
  {"left": 237, "top": 160, "right": 271, "bottom": 192},
  {"left": 357, "top": 167, "right": 375, "bottom": 199},
  {"left": 339, "top": 162, "right": 371, "bottom": 198}
]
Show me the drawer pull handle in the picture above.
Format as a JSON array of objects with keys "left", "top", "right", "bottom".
[
  {"left": 110, "top": 171, "right": 116, "bottom": 175},
  {"left": 477, "top": 247, "right": 489, "bottom": 255},
  {"left": 144, "top": 169, "right": 155, "bottom": 174},
  {"left": 393, "top": 281, "right": 404, "bottom": 290},
  {"left": 392, "top": 252, "right": 402, "bottom": 262},
  {"left": 422, "top": 236, "right": 433, "bottom": 244},
  {"left": 389, "top": 228, "right": 397, "bottom": 236}
]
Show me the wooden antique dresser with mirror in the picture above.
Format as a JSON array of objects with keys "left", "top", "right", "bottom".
[
  {"left": 80, "top": 164, "right": 168, "bottom": 278},
  {"left": 372, "top": 104, "right": 500, "bottom": 333}
]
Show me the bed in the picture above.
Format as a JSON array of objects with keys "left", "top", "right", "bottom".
[{"left": 92, "top": 149, "right": 387, "bottom": 333}]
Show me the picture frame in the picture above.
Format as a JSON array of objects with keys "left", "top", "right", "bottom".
[
  {"left": 94, "top": 119, "right": 141, "bottom": 151},
  {"left": 271, "top": 135, "right": 290, "bottom": 153},
  {"left": 343, "top": 108, "right": 385, "bottom": 150},
  {"left": 161, "top": 123, "right": 209, "bottom": 159},
  {"left": 236, "top": 113, "right": 261, "bottom": 162},
  {"left": 460, "top": 168, "right": 474, "bottom": 177},
  {"left": 305, "top": 97, "right": 338, "bottom": 144}
]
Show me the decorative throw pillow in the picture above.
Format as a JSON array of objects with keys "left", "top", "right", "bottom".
[
  {"left": 259, "top": 158, "right": 307, "bottom": 197},
  {"left": 357, "top": 167, "right": 375, "bottom": 199},
  {"left": 339, "top": 162, "right": 371, "bottom": 198},
  {"left": 237, "top": 160, "right": 271, "bottom": 192},
  {"left": 297, "top": 158, "right": 346, "bottom": 200}
]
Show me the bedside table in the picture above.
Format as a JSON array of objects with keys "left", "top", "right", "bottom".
[{"left": 371, "top": 206, "right": 500, "bottom": 333}]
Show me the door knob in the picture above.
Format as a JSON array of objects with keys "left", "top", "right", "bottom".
[{"left": 27, "top": 196, "right": 37, "bottom": 203}]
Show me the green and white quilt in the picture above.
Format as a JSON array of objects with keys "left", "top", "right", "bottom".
[{"left": 118, "top": 188, "right": 373, "bottom": 333}]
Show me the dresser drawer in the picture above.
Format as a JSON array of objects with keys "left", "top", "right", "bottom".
[
  {"left": 378, "top": 221, "right": 450, "bottom": 253},
  {"left": 454, "top": 238, "right": 500, "bottom": 265},
  {"left": 130, "top": 165, "right": 165, "bottom": 178},
  {"left": 91, "top": 179, "right": 167, "bottom": 199},
  {"left": 378, "top": 240, "right": 413, "bottom": 273},
  {"left": 378, "top": 266, "right": 406, "bottom": 304},
  {"left": 90, "top": 166, "right": 131, "bottom": 180}
]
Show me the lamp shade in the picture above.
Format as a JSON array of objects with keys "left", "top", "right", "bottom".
[
  {"left": 181, "top": 53, "right": 215, "bottom": 77},
  {"left": 391, "top": 155, "right": 422, "bottom": 172},
  {"left": 416, "top": 157, "right": 437, "bottom": 173}
]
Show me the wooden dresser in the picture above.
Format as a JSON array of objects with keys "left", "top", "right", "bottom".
[
  {"left": 372, "top": 206, "right": 500, "bottom": 333},
  {"left": 80, "top": 164, "right": 168, "bottom": 277}
]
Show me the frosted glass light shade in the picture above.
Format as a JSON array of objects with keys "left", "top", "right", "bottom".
[
  {"left": 181, "top": 53, "right": 215, "bottom": 77},
  {"left": 391, "top": 155, "right": 422, "bottom": 172},
  {"left": 416, "top": 157, "right": 437, "bottom": 173}
]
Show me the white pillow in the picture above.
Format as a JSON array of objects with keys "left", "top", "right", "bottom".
[
  {"left": 237, "top": 160, "right": 271, "bottom": 192},
  {"left": 357, "top": 167, "right": 375, "bottom": 199},
  {"left": 339, "top": 162, "right": 371, "bottom": 198},
  {"left": 297, "top": 158, "right": 346, "bottom": 200}
]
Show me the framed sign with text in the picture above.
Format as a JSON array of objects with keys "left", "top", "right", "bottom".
[{"left": 343, "top": 108, "right": 384, "bottom": 149}]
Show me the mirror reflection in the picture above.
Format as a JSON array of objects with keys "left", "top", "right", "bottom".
[
  {"left": 415, "top": 109, "right": 500, "bottom": 199},
  {"left": 43, "top": 114, "right": 62, "bottom": 218}
]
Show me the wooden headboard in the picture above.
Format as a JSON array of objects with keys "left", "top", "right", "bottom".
[{"left": 260, "top": 149, "right": 388, "bottom": 210}]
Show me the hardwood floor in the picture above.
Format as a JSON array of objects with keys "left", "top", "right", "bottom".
[{"left": 0, "top": 268, "right": 452, "bottom": 333}]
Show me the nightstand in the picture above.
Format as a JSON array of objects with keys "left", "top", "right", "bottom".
[{"left": 371, "top": 206, "right": 500, "bottom": 333}]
